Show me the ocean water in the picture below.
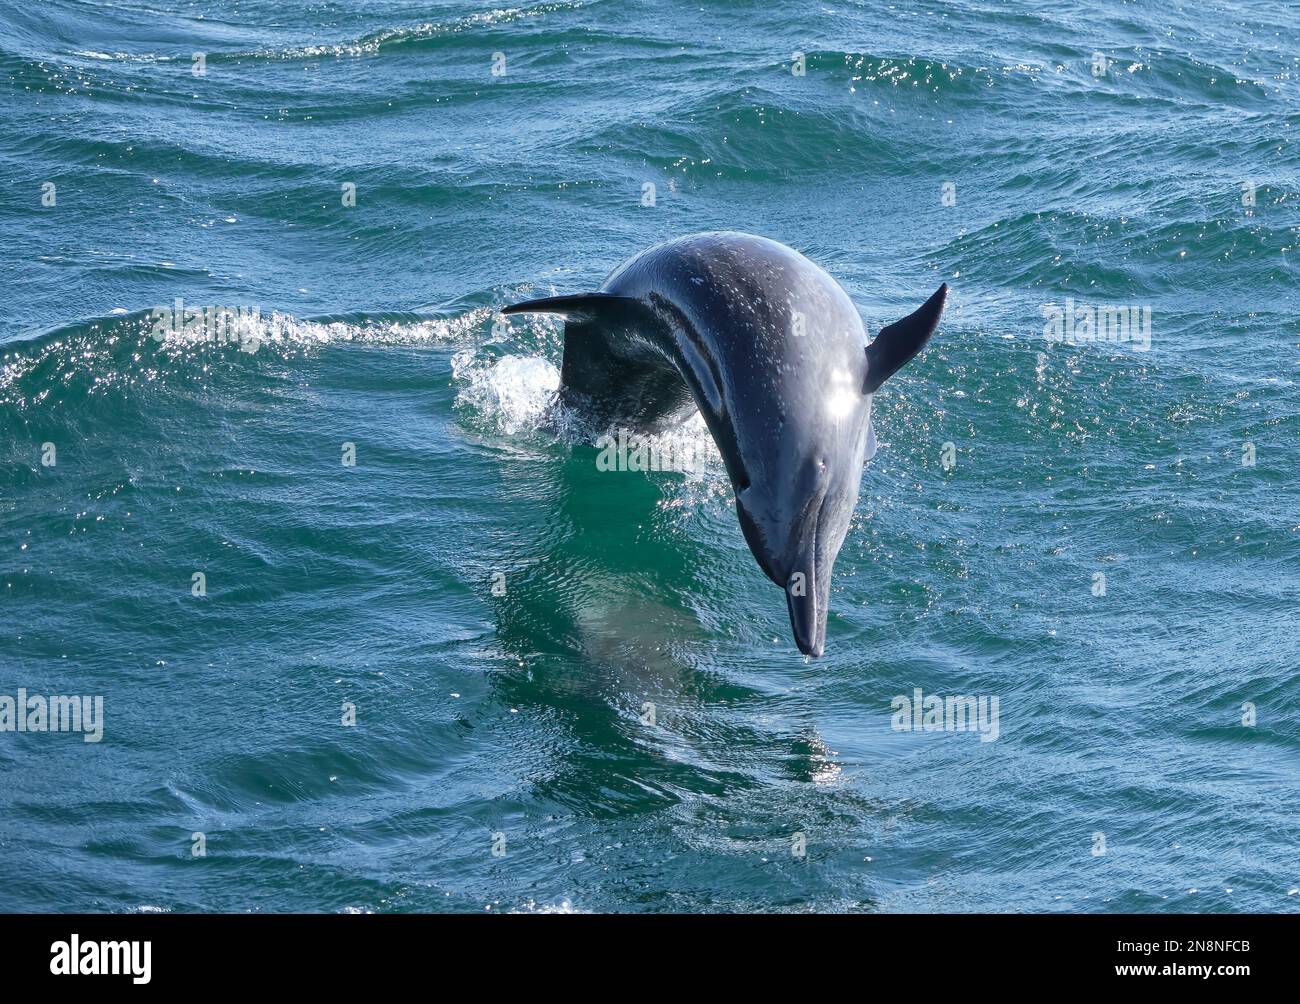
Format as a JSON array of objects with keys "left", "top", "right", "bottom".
[{"left": 1, "top": 0, "right": 1298, "bottom": 914}]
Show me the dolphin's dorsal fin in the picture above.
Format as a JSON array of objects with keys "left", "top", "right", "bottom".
[
  {"left": 864, "top": 283, "right": 947, "bottom": 394},
  {"left": 501, "top": 292, "right": 638, "bottom": 320}
]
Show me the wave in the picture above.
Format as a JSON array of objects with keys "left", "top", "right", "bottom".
[
  {"left": 0, "top": 306, "right": 490, "bottom": 437},
  {"left": 221, "top": 2, "right": 589, "bottom": 63},
  {"left": 0, "top": 302, "right": 724, "bottom": 474}
]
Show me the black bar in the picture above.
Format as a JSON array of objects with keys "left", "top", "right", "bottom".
[{"left": 0, "top": 913, "right": 1285, "bottom": 988}]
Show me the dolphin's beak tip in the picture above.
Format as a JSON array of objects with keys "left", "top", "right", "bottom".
[
  {"left": 786, "top": 589, "right": 826, "bottom": 658},
  {"left": 795, "top": 637, "right": 825, "bottom": 658}
]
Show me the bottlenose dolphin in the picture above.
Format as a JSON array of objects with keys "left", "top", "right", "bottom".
[{"left": 504, "top": 231, "right": 946, "bottom": 657}]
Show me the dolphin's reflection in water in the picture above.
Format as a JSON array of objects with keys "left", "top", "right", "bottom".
[{"left": 479, "top": 444, "right": 848, "bottom": 817}]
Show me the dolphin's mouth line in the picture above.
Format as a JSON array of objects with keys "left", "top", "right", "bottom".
[
  {"left": 812, "top": 484, "right": 832, "bottom": 569},
  {"left": 808, "top": 483, "right": 831, "bottom": 606},
  {"left": 783, "top": 479, "right": 833, "bottom": 656},
  {"left": 792, "top": 480, "right": 829, "bottom": 577}
]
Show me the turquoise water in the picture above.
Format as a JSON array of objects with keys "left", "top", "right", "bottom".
[{"left": 1, "top": 0, "right": 1298, "bottom": 913}]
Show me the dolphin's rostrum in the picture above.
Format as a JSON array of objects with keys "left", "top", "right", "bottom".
[{"left": 504, "top": 231, "right": 946, "bottom": 656}]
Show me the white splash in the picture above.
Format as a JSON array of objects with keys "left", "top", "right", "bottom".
[{"left": 452, "top": 351, "right": 561, "bottom": 435}]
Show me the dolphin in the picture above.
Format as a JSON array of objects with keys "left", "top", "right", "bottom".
[{"left": 503, "top": 231, "right": 946, "bottom": 657}]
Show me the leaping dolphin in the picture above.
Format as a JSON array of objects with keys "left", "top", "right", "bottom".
[{"left": 504, "top": 231, "right": 946, "bottom": 657}]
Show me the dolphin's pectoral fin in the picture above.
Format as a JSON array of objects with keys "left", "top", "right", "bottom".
[
  {"left": 864, "top": 282, "right": 948, "bottom": 394},
  {"left": 501, "top": 292, "right": 639, "bottom": 320}
]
